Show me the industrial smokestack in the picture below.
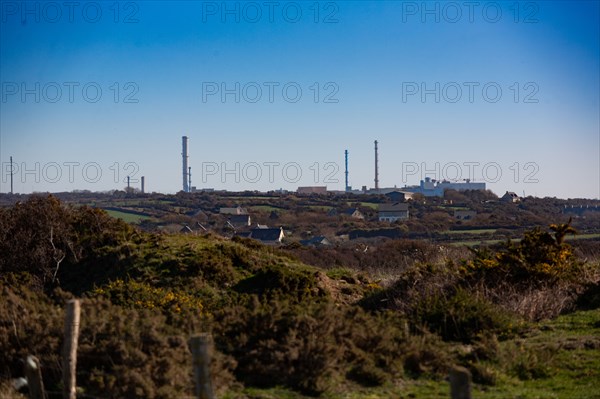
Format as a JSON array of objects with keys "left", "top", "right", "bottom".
[
  {"left": 141, "top": 176, "right": 145, "bottom": 194},
  {"left": 374, "top": 140, "right": 379, "bottom": 192},
  {"left": 344, "top": 150, "right": 350, "bottom": 192},
  {"left": 182, "top": 136, "right": 189, "bottom": 192},
  {"left": 10, "top": 156, "right": 13, "bottom": 194},
  {"left": 188, "top": 167, "right": 192, "bottom": 193}
]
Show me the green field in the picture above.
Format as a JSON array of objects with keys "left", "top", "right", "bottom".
[
  {"left": 565, "top": 233, "right": 600, "bottom": 241},
  {"left": 308, "top": 205, "right": 334, "bottom": 211},
  {"left": 249, "top": 205, "right": 286, "bottom": 213},
  {"left": 450, "top": 233, "right": 600, "bottom": 247},
  {"left": 444, "top": 229, "right": 497, "bottom": 235},
  {"left": 226, "top": 196, "right": 281, "bottom": 200},
  {"left": 347, "top": 201, "right": 379, "bottom": 210},
  {"left": 104, "top": 209, "right": 152, "bottom": 223}
]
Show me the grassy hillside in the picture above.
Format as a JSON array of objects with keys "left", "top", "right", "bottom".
[{"left": 1, "top": 196, "right": 599, "bottom": 398}]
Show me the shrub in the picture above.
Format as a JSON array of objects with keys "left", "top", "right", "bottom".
[
  {"left": 401, "top": 332, "right": 452, "bottom": 378},
  {"left": 0, "top": 282, "right": 235, "bottom": 399},
  {"left": 215, "top": 298, "right": 344, "bottom": 395},
  {"left": 500, "top": 342, "right": 555, "bottom": 380},
  {"left": 463, "top": 222, "right": 582, "bottom": 285},
  {"left": 92, "top": 279, "right": 204, "bottom": 317},
  {"left": 467, "top": 362, "right": 499, "bottom": 385},
  {"left": 233, "top": 265, "right": 326, "bottom": 303},
  {"left": 214, "top": 298, "right": 411, "bottom": 394},
  {"left": 0, "top": 195, "right": 140, "bottom": 294},
  {"left": 359, "top": 261, "right": 461, "bottom": 313},
  {"left": 346, "top": 360, "right": 388, "bottom": 387},
  {"left": 411, "top": 288, "right": 519, "bottom": 343}
]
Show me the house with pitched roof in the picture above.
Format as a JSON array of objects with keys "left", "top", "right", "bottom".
[
  {"left": 220, "top": 206, "right": 248, "bottom": 215},
  {"left": 378, "top": 203, "right": 409, "bottom": 222},
  {"left": 229, "top": 214, "right": 251, "bottom": 227},
  {"left": 501, "top": 191, "right": 520, "bottom": 203},
  {"left": 250, "top": 227, "right": 285, "bottom": 244}
]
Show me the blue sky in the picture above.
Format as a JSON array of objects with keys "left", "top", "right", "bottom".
[{"left": 1, "top": 1, "right": 598, "bottom": 198}]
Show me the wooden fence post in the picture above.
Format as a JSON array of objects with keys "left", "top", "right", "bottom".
[
  {"left": 24, "top": 355, "right": 45, "bottom": 399},
  {"left": 62, "top": 299, "right": 81, "bottom": 399},
  {"left": 189, "top": 333, "right": 216, "bottom": 399},
  {"left": 449, "top": 366, "right": 472, "bottom": 399}
]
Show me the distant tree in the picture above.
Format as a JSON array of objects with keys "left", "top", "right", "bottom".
[{"left": 443, "top": 190, "right": 468, "bottom": 204}]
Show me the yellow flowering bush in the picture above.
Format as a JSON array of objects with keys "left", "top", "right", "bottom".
[
  {"left": 463, "top": 222, "right": 581, "bottom": 283},
  {"left": 93, "top": 279, "right": 203, "bottom": 315}
]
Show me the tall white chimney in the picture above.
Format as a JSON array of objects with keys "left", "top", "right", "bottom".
[{"left": 182, "top": 136, "right": 189, "bottom": 192}]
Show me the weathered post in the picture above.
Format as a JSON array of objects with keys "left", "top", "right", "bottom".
[
  {"left": 189, "top": 333, "right": 216, "bottom": 399},
  {"left": 63, "top": 299, "right": 81, "bottom": 399},
  {"left": 24, "top": 355, "right": 45, "bottom": 399},
  {"left": 449, "top": 366, "right": 472, "bottom": 399}
]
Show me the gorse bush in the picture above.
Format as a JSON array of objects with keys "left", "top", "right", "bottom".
[
  {"left": 362, "top": 221, "right": 593, "bottom": 324},
  {"left": 233, "top": 265, "right": 326, "bottom": 303},
  {"left": 93, "top": 279, "right": 204, "bottom": 316},
  {"left": 463, "top": 221, "right": 581, "bottom": 284},
  {"left": 0, "top": 282, "right": 237, "bottom": 399},
  {"left": 214, "top": 297, "right": 412, "bottom": 394},
  {"left": 359, "top": 261, "right": 521, "bottom": 344},
  {"left": 411, "top": 288, "right": 519, "bottom": 343}
]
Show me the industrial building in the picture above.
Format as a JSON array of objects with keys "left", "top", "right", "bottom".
[
  {"left": 177, "top": 136, "right": 486, "bottom": 197},
  {"left": 402, "top": 177, "right": 486, "bottom": 197}
]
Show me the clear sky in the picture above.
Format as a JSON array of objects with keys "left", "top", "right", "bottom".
[{"left": 1, "top": 1, "right": 598, "bottom": 198}]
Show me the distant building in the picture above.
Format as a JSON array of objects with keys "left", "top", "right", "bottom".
[
  {"left": 187, "top": 209, "right": 209, "bottom": 220},
  {"left": 342, "top": 208, "right": 365, "bottom": 219},
  {"left": 229, "top": 214, "right": 251, "bottom": 227},
  {"left": 385, "top": 190, "right": 414, "bottom": 202},
  {"left": 501, "top": 191, "right": 520, "bottom": 203},
  {"left": 403, "top": 177, "right": 486, "bottom": 197},
  {"left": 563, "top": 204, "right": 600, "bottom": 215},
  {"left": 220, "top": 206, "right": 247, "bottom": 215},
  {"left": 378, "top": 203, "right": 409, "bottom": 222},
  {"left": 347, "top": 186, "right": 409, "bottom": 196},
  {"left": 250, "top": 227, "right": 285, "bottom": 244},
  {"left": 454, "top": 210, "right": 477, "bottom": 220},
  {"left": 297, "top": 186, "right": 327, "bottom": 195},
  {"left": 327, "top": 208, "right": 364, "bottom": 219},
  {"left": 180, "top": 225, "right": 194, "bottom": 234}
]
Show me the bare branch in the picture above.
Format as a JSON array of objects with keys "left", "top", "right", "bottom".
[{"left": 49, "top": 226, "right": 66, "bottom": 283}]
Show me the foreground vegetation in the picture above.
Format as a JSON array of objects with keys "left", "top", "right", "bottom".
[{"left": 1, "top": 196, "right": 599, "bottom": 398}]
